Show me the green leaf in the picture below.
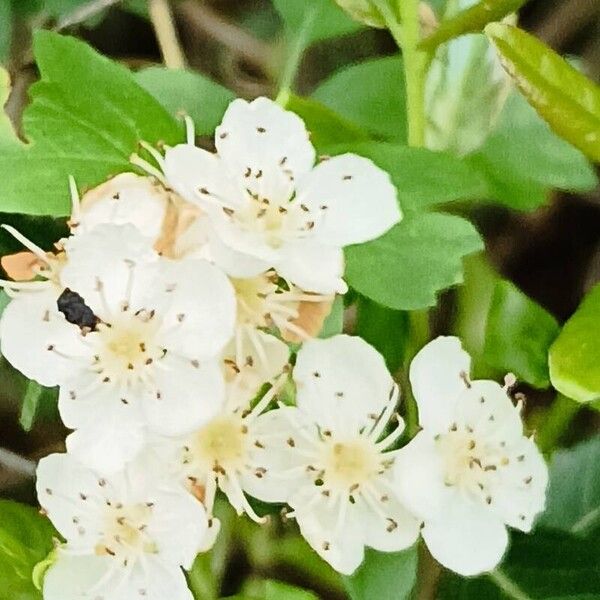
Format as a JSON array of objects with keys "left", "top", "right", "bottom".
[
  {"left": 538, "top": 436, "right": 600, "bottom": 537},
  {"left": 343, "top": 546, "right": 418, "bottom": 600},
  {"left": 420, "top": 0, "right": 526, "bottom": 51},
  {"left": 326, "top": 141, "right": 489, "bottom": 211},
  {"left": 469, "top": 93, "right": 598, "bottom": 211},
  {"left": 483, "top": 280, "right": 559, "bottom": 388},
  {"left": 549, "top": 283, "right": 600, "bottom": 403},
  {"left": 273, "top": 0, "right": 362, "bottom": 46},
  {"left": 355, "top": 297, "right": 408, "bottom": 372},
  {"left": 265, "top": 581, "right": 318, "bottom": 600},
  {"left": 283, "top": 94, "right": 370, "bottom": 150},
  {"left": 135, "top": 67, "right": 235, "bottom": 136},
  {"left": 0, "top": 500, "right": 57, "bottom": 600},
  {"left": 0, "top": 31, "right": 181, "bottom": 215},
  {"left": 485, "top": 23, "right": 600, "bottom": 162},
  {"left": 439, "top": 529, "right": 600, "bottom": 599},
  {"left": 319, "top": 295, "right": 344, "bottom": 338},
  {"left": 19, "top": 380, "right": 58, "bottom": 432},
  {"left": 0, "top": 0, "right": 12, "bottom": 65},
  {"left": 345, "top": 213, "right": 483, "bottom": 310},
  {"left": 312, "top": 56, "right": 407, "bottom": 142}
]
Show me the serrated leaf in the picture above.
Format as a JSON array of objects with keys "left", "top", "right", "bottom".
[
  {"left": 420, "top": 0, "right": 526, "bottom": 50},
  {"left": 483, "top": 280, "right": 559, "bottom": 388},
  {"left": 273, "top": 0, "right": 362, "bottom": 46},
  {"left": 135, "top": 67, "right": 235, "bottom": 136},
  {"left": 326, "top": 141, "right": 489, "bottom": 211},
  {"left": 469, "top": 93, "right": 598, "bottom": 210},
  {"left": 312, "top": 56, "right": 407, "bottom": 142},
  {"left": 549, "top": 283, "right": 600, "bottom": 404},
  {"left": 0, "top": 500, "right": 57, "bottom": 600},
  {"left": 0, "top": 31, "right": 181, "bottom": 216},
  {"left": 485, "top": 23, "right": 600, "bottom": 162},
  {"left": 538, "top": 436, "right": 600, "bottom": 537},
  {"left": 283, "top": 94, "right": 370, "bottom": 150},
  {"left": 345, "top": 213, "right": 483, "bottom": 310},
  {"left": 343, "top": 546, "right": 418, "bottom": 600}
]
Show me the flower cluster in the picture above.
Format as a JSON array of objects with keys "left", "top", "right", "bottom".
[{"left": 0, "top": 97, "right": 547, "bottom": 598}]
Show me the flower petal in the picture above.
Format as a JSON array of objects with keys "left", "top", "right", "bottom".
[
  {"left": 277, "top": 240, "right": 346, "bottom": 295},
  {"left": 43, "top": 553, "right": 113, "bottom": 600},
  {"left": 0, "top": 288, "right": 87, "bottom": 387},
  {"left": 409, "top": 336, "right": 472, "bottom": 433},
  {"left": 216, "top": 97, "right": 315, "bottom": 183},
  {"left": 422, "top": 497, "right": 509, "bottom": 576},
  {"left": 293, "top": 335, "right": 394, "bottom": 434},
  {"left": 297, "top": 153, "right": 401, "bottom": 247}
]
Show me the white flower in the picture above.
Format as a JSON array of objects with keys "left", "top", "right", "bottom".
[
  {"left": 241, "top": 335, "right": 420, "bottom": 575},
  {"left": 0, "top": 223, "right": 236, "bottom": 472},
  {"left": 393, "top": 336, "right": 548, "bottom": 576},
  {"left": 156, "top": 97, "right": 401, "bottom": 294},
  {"left": 37, "top": 452, "right": 207, "bottom": 600}
]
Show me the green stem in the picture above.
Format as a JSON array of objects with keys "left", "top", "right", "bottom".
[
  {"left": 488, "top": 569, "right": 533, "bottom": 600},
  {"left": 536, "top": 393, "right": 580, "bottom": 454}
]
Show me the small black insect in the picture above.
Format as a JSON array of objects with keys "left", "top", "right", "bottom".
[{"left": 57, "top": 288, "right": 99, "bottom": 331}]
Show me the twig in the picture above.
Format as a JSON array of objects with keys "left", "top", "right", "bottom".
[
  {"left": 148, "top": 0, "right": 187, "bottom": 69},
  {"left": 55, "top": 0, "right": 122, "bottom": 30},
  {"left": 0, "top": 447, "right": 36, "bottom": 478}
]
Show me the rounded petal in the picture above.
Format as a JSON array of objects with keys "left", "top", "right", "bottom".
[
  {"left": 124, "top": 558, "right": 194, "bottom": 600},
  {"left": 297, "top": 153, "right": 401, "bottom": 247},
  {"left": 294, "top": 335, "right": 394, "bottom": 433},
  {"left": 277, "top": 240, "right": 346, "bottom": 295},
  {"left": 141, "top": 356, "right": 226, "bottom": 436},
  {"left": 422, "top": 498, "right": 509, "bottom": 576},
  {"left": 0, "top": 288, "right": 87, "bottom": 387},
  {"left": 409, "top": 336, "right": 472, "bottom": 433},
  {"left": 147, "top": 488, "right": 208, "bottom": 568},
  {"left": 36, "top": 453, "right": 105, "bottom": 546},
  {"left": 44, "top": 553, "right": 113, "bottom": 600},
  {"left": 152, "top": 258, "right": 236, "bottom": 360},
  {"left": 77, "top": 173, "right": 169, "bottom": 241},
  {"left": 216, "top": 97, "right": 315, "bottom": 182},
  {"left": 206, "top": 228, "right": 272, "bottom": 278},
  {"left": 163, "top": 144, "right": 242, "bottom": 210}
]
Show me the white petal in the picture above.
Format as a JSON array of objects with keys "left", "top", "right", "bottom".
[
  {"left": 216, "top": 97, "right": 315, "bottom": 183},
  {"left": 422, "top": 497, "right": 509, "bottom": 576},
  {"left": 152, "top": 258, "right": 236, "bottom": 359},
  {"left": 147, "top": 488, "right": 208, "bottom": 568},
  {"left": 277, "top": 240, "right": 346, "bottom": 295},
  {"left": 409, "top": 336, "right": 472, "bottom": 433},
  {"left": 0, "top": 288, "right": 87, "bottom": 387},
  {"left": 43, "top": 553, "right": 113, "bottom": 600},
  {"left": 36, "top": 453, "right": 104, "bottom": 547},
  {"left": 141, "top": 356, "right": 226, "bottom": 436},
  {"left": 206, "top": 228, "right": 272, "bottom": 278},
  {"left": 392, "top": 431, "right": 450, "bottom": 521},
  {"left": 293, "top": 335, "right": 394, "bottom": 433},
  {"left": 297, "top": 153, "right": 401, "bottom": 247},
  {"left": 163, "top": 144, "right": 243, "bottom": 210},
  {"left": 77, "top": 173, "right": 169, "bottom": 241},
  {"left": 60, "top": 223, "right": 157, "bottom": 318}
]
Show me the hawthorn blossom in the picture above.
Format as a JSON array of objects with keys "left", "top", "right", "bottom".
[
  {"left": 241, "top": 335, "right": 421, "bottom": 575},
  {"left": 152, "top": 97, "right": 400, "bottom": 294},
  {"left": 37, "top": 452, "right": 207, "bottom": 600},
  {"left": 0, "top": 223, "right": 236, "bottom": 472},
  {"left": 393, "top": 336, "right": 548, "bottom": 576}
]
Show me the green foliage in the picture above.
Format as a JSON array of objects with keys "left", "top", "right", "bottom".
[
  {"left": 319, "top": 295, "right": 345, "bottom": 338},
  {"left": 273, "top": 0, "right": 362, "bottom": 46},
  {"left": 549, "top": 283, "right": 600, "bottom": 403},
  {"left": 484, "top": 280, "right": 559, "bottom": 388},
  {"left": 343, "top": 546, "right": 419, "bottom": 600},
  {"left": 486, "top": 23, "right": 600, "bottom": 162},
  {"left": 345, "top": 213, "right": 483, "bottom": 310},
  {"left": 19, "top": 380, "right": 59, "bottom": 432},
  {"left": 0, "top": 32, "right": 181, "bottom": 216},
  {"left": 469, "top": 93, "right": 598, "bottom": 210},
  {"left": 539, "top": 436, "right": 600, "bottom": 537},
  {"left": 312, "top": 56, "right": 407, "bottom": 142},
  {"left": 355, "top": 297, "right": 408, "bottom": 372},
  {"left": 0, "top": 500, "right": 57, "bottom": 600},
  {"left": 135, "top": 67, "right": 235, "bottom": 136},
  {"left": 264, "top": 581, "right": 318, "bottom": 599},
  {"left": 329, "top": 141, "right": 489, "bottom": 211},
  {"left": 0, "top": 0, "right": 11, "bottom": 64},
  {"left": 420, "top": 0, "right": 526, "bottom": 51}
]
